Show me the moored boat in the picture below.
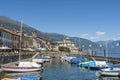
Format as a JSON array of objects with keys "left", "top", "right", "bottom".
[
  {"left": 18, "top": 75, "right": 40, "bottom": 80},
  {"left": 61, "top": 56, "right": 76, "bottom": 62},
  {"left": 77, "top": 61, "right": 92, "bottom": 67},
  {"left": 2, "top": 78, "right": 16, "bottom": 80},
  {"left": 97, "top": 67, "right": 120, "bottom": 77},
  {"left": 40, "top": 56, "right": 51, "bottom": 62},
  {"left": 2, "top": 75, "right": 41, "bottom": 80},
  {"left": 32, "top": 58, "right": 44, "bottom": 64},
  {"left": 99, "top": 76, "right": 120, "bottom": 80},
  {"left": 2, "top": 62, "right": 42, "bottom": 72},
  {"left": 83, "top": 60, "right": 110, "bottom": 70},
  {"left": 70, "top": 57, "right": 87, "bottom": 64}
]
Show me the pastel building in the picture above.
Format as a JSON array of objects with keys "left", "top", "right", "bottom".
[
  {"left": 0, "top": 24, "right": 78, "bottom": 52},
  {"left": 0, "top": 25, "right": 53, "bottom": 52},
  {"left": 0, "top": 25, "right": 13, "bottom": 48}
]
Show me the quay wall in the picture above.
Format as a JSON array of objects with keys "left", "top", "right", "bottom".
[
  {"left": 38, "top": 52, "right": 120, "bottom": 63},
  {"left": 0, "top": 52, "right": 35, "bottom": 65},
  {"left": 0, "top": 52, "right": 120, "bottom": 73},
  {"left": 0, "top": 52, "right": 120, "bottom": 66},
  {"left": 69, "top": 53, "right": 120, "bottom": 63}
]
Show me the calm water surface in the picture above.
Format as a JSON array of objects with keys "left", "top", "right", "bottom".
[
  {"left": 96, "top": 52, "right": 120, "bottom": 58},
  {"left": 41, "top": 58, "right": 119, "bottom": 80},
  {"left": 1, "top": 56, "right": 120, "bottom": 80},
  {"left": 43, "top": 58, "right": 96, "bottom": 80}
]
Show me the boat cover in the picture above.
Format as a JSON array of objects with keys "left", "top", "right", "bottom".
[{"left": 18, "top": 62, "right": 41, "bottom": 67}]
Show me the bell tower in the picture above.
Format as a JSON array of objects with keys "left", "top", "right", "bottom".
[{"left": 32, "top": 31, "right": 37, "bottom": 38}]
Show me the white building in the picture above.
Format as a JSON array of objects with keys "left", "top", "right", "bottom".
[{"left": 53, "top": 37, "right": 79, "bottom": 53}]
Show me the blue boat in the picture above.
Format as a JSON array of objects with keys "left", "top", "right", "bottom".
[
  {"left": 19, "top": 75, "right": 40, "bottom": 80},
  {"left": 3, "top": 75, "right": 41, "bottom": 80},
  {"left": 70, "top": 57, "right": 87, "bottom": 64},
  {"left": 40, "top": 56, "right": 51, "bottom": 62},
  {"left": 84, "top": 61, "right": 110, "bottom": 70}
]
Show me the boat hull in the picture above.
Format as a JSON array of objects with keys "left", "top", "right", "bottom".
[
  {"left": 2, "top": 67, "right": 41, "bottom": 72},
  {"left": 88, "top": 66, "right": 109, "bottom": 70},
  {"left": 98, "top": 71, "right": 120, "bottom": 77},
  {"left": 98, "top": 67, "right": 120, "bottom": 77}
]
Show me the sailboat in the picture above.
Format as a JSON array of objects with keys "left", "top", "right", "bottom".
[{"left": 2, "top": 21, "right": 42, "bottom": 72}]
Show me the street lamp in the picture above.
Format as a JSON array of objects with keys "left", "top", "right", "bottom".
[
  {"left": 116, "top": 42, "right": 120, "bottom": 46},
  {"left": 89, "top": 44, "right": 92, "bottom": 56},
  {"left": 99, "top": 43, "right": 102, "bottom": 48},
  {"left": 82, "top": 44, "right": 84, "bottom": 53}
]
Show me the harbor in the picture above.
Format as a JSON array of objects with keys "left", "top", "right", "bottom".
[
  {"left": 0, "top": 17, "right": 120, "bottom": 79},
  {"left": 0, "top": 21, "right": 120, "bottom": 79},
  {"left": 0, "top": 0, "right": 120, "bottom": 79},
  {"left": 0, "top": 52, "right": 120, "bottom": 80}
]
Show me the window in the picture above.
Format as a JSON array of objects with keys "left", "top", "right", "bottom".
[{"left": 0, "top": 31, "right": 2, "bottom": 37}]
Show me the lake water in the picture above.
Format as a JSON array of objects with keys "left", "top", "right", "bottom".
[
  {"left": 1, "top": 54, "right": 120, "bottom": 80},
  {"left": 1, "top": 58, "right": 120, "bottom": 80},
  {"left": 96, "top": 52, "right": 120, "bottom": 58},
  {"left": 41, "top": 58, "right": 120, "bottom": 80}
]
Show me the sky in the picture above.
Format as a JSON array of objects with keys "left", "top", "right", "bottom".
[{"left": 0, "top": 0, "right": 120, "bottom": 41}]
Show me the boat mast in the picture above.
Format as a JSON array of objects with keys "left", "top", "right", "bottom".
[
  {"left": 106, "top": 40, "right": 108, "bottom": 61},
  {"left": 19, "top": 20, "right": 22, "bottom": 63}
]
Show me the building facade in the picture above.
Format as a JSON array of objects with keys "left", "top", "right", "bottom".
[
  {"left": 52, "top": 37, "right": 79, "bottom": 53},
  {"left": 0, "top": 25, "right": 53, "bottom": 52},
  {"left": 0, "top": 25, "right": 13, "bottom": 48},
  {"left": 0, "top": 24, "right": 78, "bottom": 53}
]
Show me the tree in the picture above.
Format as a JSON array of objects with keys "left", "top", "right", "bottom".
[
  {"left": 79, "top": 48, "right": 82, "bottom": 51},
  {"left": 86, "top": 51, "right": 90, "bottom": 57},
  {"left": 59, "top": 46, "right": 71, "bottom": 53}
]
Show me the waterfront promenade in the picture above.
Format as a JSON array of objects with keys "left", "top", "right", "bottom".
[{"left": 0, "top": 52, "right": 61, "bottom": 72}]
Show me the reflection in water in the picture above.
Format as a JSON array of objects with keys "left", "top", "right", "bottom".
[
  {"left": 1, "top": 57, "right": 120, "bottom": 80},
  {"left": 2, "top": 71, "right": 42, "bottom": 80},
  {"left": 99, "top": 76, "right": 120, "bottom": 80},
  {"left": 42, "top": 58, "right": 98, "bottom": 80}
]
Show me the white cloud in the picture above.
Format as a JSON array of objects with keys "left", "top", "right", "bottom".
[
  {"left": 113, "top": 34, "right": 120, "bottom": 40},
  {"left": 90, "top": 36, "right": 99, "bottom": 40},
  {"left": 96, "top": 31, "right": 106, "bottom": 36},
  {"left": 81, "top": 34, "right": 89, "bottom": 37},
  {"left": 81, "top": 33, "right": 100, "bottom": 41},
  {"left": 112, "top": 38, "right": 118, "bottom": 41},
  {"left": 80, "top": 34, "right": 90, "bottom": 39}
]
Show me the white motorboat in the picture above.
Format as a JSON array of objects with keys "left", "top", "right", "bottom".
[{"left": 97, "top": 67, "right": 120, "bottom": 77}]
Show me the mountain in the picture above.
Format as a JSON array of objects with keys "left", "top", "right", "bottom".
[
  {"left": 0, "top": 16, "right": 44, "bottom": 36},
  {"left": 96, "top": 40, "right": 120, "bottom": 53},
  {"left": 0, "top": 16, "right": 66, "bottom": 41},
  {"left": 0, "top": 16, "right": 108, "bottom": 52},
  {"left": 70, "top": 37, "right": 100, "bottom": 50}
]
